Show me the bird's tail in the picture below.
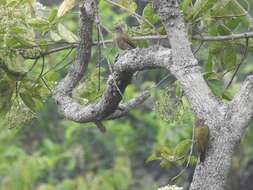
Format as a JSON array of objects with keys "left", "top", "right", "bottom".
[{"left": 200, "top": 152, "right": 206, "bottom": 162}]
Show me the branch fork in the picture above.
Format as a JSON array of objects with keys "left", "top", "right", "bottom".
[{"left": 52, "top": 1, "right": 253, "bottom": 189}]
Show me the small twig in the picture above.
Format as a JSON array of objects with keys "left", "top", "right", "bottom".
[
  {"left": 93, "top": 35, "right": 168, "bottom": 45},
  {"left": 154, "top": 73, "right": 171, "bottom": 88},
  {"left": 39, "top": 56, "right": 45, "bottom": 78},
  {"left": 94, "top": 121, "right": 107, "bottom": 133},
  {"left": 232, "top": 0, "right": 253, "bottom": 29},
  {"left": 106, "top": 91, "right": 151, "bottom": 120},
  {"left": 38, "top": 56, "right": 52, "bottom": 93},
  {"left": 107, "top": 57, "right": 124, "bottom": 100},
  {"left": 12, "top": 35, "right": 168, "bottom": 60},
  {"left": 192, "top": 32, "right": 253, "bottom": 41},
  {"left": 226, "top": 37, "right": 249, "bottom": 89},
  {"left": 95, "top": 3, "right": 106, "bottom": 49},
  {"left": 15, "top": 82, "right": 19, "bottom": 98},
  {"left": 1, "top": 35, "right": 168, "bottom": 52},
  {"left": 42, "top": 48, "right": 74, "bottom": 76},
  {"left": 21, "top": 44, "right": 77, "bottom": 59},
  {"left": 97, "top": 27, "right": 101, "bottom": 91},
  {"left": 40, "top": 76, "right": 52, "bottom": 93},
  {"left": 193, "top": 41, "right": 204, "bottom": 55},
  {"left": 54, "top": 57, "right": 76, "bottom": 73},
  {"left": 105, "top": 0, "right": 158, "bottom": 33},
  {"left": 212, "top": 0, "right": 250, "bottom": 19},
  {"left": 211, "top": 13, "right": 247, "bottom": 19},
  {"left": 163, "top": 155, "right": 187, "bottom": 163},
  {"left": 28, "top": 58, "right": 39, "bottom": 73},
  {"left": 95, "top": 3, "right": 103, "bottom": 92},
  {"left": 170, "top": 125, "right": 195, "bottom": 182}
]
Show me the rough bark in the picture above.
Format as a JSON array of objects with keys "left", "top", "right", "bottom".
[
  {"left": 52, "top": 0, "right": 174, "bottom": 123},
  {"left": 152, "top": 1, "right": 253, "bottom": 190}
]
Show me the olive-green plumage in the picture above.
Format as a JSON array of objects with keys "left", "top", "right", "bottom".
[
  {"left": 194, "top": 119, "right": 209, "bottom": 162},
  {"left": 112, "top": 26, "right": 136, "bottom": 50}
]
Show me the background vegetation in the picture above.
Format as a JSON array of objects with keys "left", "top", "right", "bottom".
[{"left": 1, "top": 0, "right": 253, "bottom": 189}]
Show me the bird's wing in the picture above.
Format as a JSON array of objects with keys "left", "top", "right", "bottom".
[{"left": 122, "top": 35, "right": 136, "bottom": 48}]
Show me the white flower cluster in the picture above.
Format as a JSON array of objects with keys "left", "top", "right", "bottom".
[
  {"left": 158, "top": 184, "right": 183, "bottom": 190},
  {"left": 32, "top": 2, "right": 46, "bottom": 18}
]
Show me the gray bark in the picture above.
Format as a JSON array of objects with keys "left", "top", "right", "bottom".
[
  {"left": 52, "top": 0, "right": 253, "bottom": 189},
  {"left": 152, "top": 1, "right": 253, "bottom": 190}
]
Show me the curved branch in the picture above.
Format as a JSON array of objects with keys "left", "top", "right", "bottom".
[{"left": 53, "top": 46, "right": 171, "bottom": 123}]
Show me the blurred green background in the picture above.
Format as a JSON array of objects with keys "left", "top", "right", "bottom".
[{"left": 1, "top": 0, "right": 253, "bottom": 190}]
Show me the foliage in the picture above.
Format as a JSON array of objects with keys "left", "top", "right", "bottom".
[
  {"left": 0, "top": 0, "right": 253, "bottom": 189},
  {"left": 182, "top": 0, "right": 253, "bottom": 100}
]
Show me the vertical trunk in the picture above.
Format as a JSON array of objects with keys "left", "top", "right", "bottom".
[{"left": 190, "top": 125, "right": 239, "bottom": 190}]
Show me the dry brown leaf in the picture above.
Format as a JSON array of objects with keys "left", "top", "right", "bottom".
[{"left": 57, "top": 0, "right": 75, "bottom": 17}]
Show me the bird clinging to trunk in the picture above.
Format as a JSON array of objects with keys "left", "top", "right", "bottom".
[{"left": 194, "top": 119, "right": 209, "bottom": 162}]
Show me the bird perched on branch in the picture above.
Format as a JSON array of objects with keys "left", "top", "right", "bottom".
[
  {"left": 112, "top": 25, "right": 136, "bottom": 50},
  {"left": 194, "top": 119, "right": 209, "bottom": 162}
]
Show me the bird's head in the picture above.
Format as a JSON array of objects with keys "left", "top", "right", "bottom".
[
  {"left": 195, "top": 119, "right": 205, "bottom": 127},
  {"left": 113, "top": 25, "right": 123, "bottom": 33}
]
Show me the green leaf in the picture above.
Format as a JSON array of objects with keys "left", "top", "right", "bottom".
[
  {"left": 7, "top": 0, "right": 18, "bottom": 6},
  {"left": 159, "top": 159, "right": 172, "bottom": 168},
  {"left": 161, "top": 153, "right": 177, "bottom": 162},
  {"left": 146, "top": 153, "right": 160, "bottom": 163},
  {"left": 158, "top": 145, "right": 173, "bottom": 156},
  {"left": 13, "top": 35, "right": 37, "bottom": 47},
  {"left": 225, "top": 18, "right": 240, "bottom": 31},
  {"left": 207, "top": 21, "right": 219, "bottom": 36},
  {"left": 207, "top": 79, "right": 224, "bottom": 97},
  {"left": 180, "top": 0, "right": 192, "bottom": 14},
  {"left": 65, "top": 125, "right": 79, "bottom": 141},
  {"left": 189, "top": 156, "right": 198, "bottom": 166},
  {"left": 58, "top": 23, "right": 78, "bottom": 43},
  {"left": 175, "top": 80, "right": 183, "bottom": 98},
  {"left": 220, "top": 46, "right": 237, "bottom": 71},
  {"left": 48, "top": 8, "right": 58, "bottom": 23},
  {"left": 20, "top": 92, "right": 36, "bottom": 112},
  {"left": 217, "top": 24, "right": 231, "bottom": 35},
  {"left": 0, "top": 79, "right": 14, "bottom": 115},
  {"left": 204, "top": 53, "right": 213, "bottom": 73},
  {"left": 204, "top": 72, "right": 223, "bottom": 81},
  {"left": 187, "top": 0, "right": 218, "bottom": 20},
  {"left": 117, "top": 0, "right": 137, "bottom": 13},
  {"left": 9, "top": 26, "right": 27, "bottom": 35},
  {"left": 0, "top": 0, "right": 6, "bottom": 5},
  {"left": 174, "top": 139, "right": 191, "bottom": 157},
  {"left": 28, "top": 18, "right": 49, "bottom": 28},
  {"left": 43, "top": 139, "right": 61, "bottom": 153},
  {"left": 142, "top": 3, "right": 160, "bottom": 24},
  {"left": 50, "top": 31, "right": 62, "bottom": 42},
  {"left": 222, "top": 90, "right": 233, "bottom": 101}
]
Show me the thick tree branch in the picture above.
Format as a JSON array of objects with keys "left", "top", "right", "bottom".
[
  {"left": 52, "top": 1, "right": 171, "bottom": 124},
  {"left": 151, "top": 1, "right": 253, "bottom": 190},
  {"left": 152, "top": 0, "right": 225, "bottom": 122},
  {"left": 53, "top": 1, "right": 95, "bottom": 97},
  {"left": 53, "top": 45, "right": 171, "bottom": 123},
  {"left": 51, "top": 1, "right": 253, "bottom": 189},
  {"left": 229, "top": 75, "right": 253, "bottom": 136}
]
